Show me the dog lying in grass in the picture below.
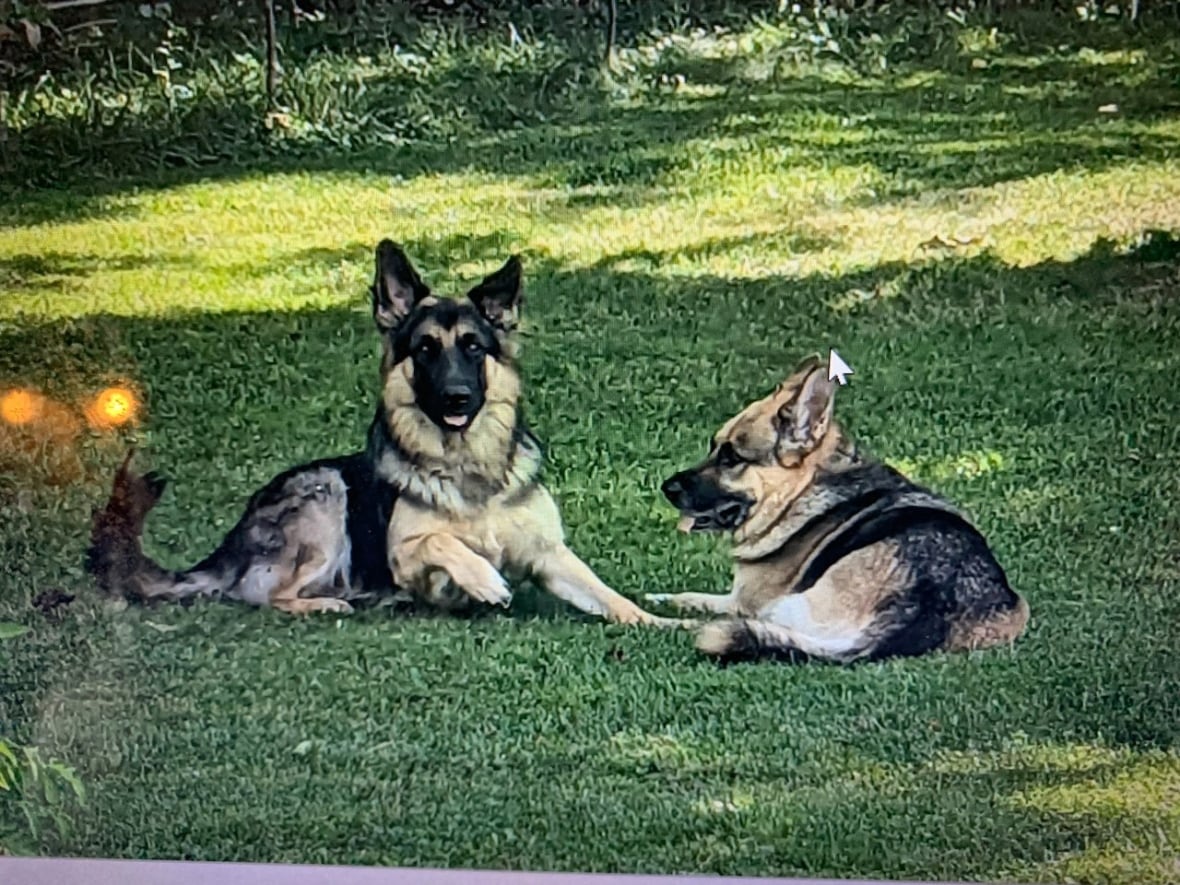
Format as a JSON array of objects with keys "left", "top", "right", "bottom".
[
  {"left": 647, "top": 354, "right": 1029, "bottom": 663},
  {"left": 87, "top": 240, "right": 687, "bottom": 629}
]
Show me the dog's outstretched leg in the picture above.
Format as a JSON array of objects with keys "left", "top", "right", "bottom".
[
  {"left": 534, "top": 544, "right": 696, "bottom": 629},
  {"left": 644, "top": 591, "right": 737, "bottom": 615}
]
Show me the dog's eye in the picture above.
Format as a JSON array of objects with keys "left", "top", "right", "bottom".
[
  {"left": 716, "top": 442, "right": 743, "bottom": 469},
  {"left": 414, "top": 338, "right": 439, "bottom": 359},
  {"left": 460, "top": 336, "right": 484, "bottom": 356}
]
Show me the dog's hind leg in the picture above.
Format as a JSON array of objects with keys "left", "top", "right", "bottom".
[
  {"left": 644, "top": 591, "right": 736, "bottom": 615},
  {"left": 267, "top": 547, "right": 354, "bottom": 616},
  {"left": 273, "top": 596, "right": 354, "bottom": 616},
  {"left": 696, "top": 557, "right": 907, "bottom": 663},
  {"left": 695, "top": 615, "right": 869, "bottom": 664},
  {"left": 533, "top": 544, "right": 696, "bottom": 629}
]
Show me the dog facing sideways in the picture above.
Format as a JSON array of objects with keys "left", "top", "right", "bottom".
[
  {"left": 647, "top": 355, "right": 1029, "bottom": 664},
  {"left": 86, "top": 240, "right": 688, "bottom": 629}
]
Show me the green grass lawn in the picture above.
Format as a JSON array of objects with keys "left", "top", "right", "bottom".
[{"left": 2, "top": 4, "right": 1180, "bottom": 883}]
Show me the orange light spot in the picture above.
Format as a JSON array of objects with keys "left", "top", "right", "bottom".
[
  {"left": 0, "top": 389, "right": 44, "bottom": 426},
  {"left": 86, "top": 386, "right": 139, "bottom": 430}
]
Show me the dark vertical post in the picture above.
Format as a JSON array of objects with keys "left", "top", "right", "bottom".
[
  {"left": 605, "top": 0, "right": 618, "bottom": 69},
  {"left": 263, "top": 0, "right": 279, "bottom": 110}
]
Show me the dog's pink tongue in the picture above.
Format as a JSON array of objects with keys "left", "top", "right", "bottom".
[
  {"left": 444, "top": 415, "right": 468, "bottom": 428},
  {"left": 677, "top": 515, "right": 695, "bottom": 533}
]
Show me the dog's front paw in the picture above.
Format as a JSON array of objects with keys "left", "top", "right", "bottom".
[
  {"left": 610, "top": 608, "right": 652, "bottom": 626},
  {"left": 454, "top": 560, "right": 513, "bottom": 608},
  {"left": 298, "top": 598, "right": 355, "bottom": 615},
  {"left": 650, "top": 615, "right": 700, "bottom": 630},
  {"left": 644, "top": 592, "right": 700, "bottom": 611},
  {"left": 606, "top": 605, "right": 696, "bottom": 630}
]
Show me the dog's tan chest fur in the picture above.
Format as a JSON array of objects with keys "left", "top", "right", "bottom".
[{"left": 389, "top": 485, "right": 563, "bottom": 575}]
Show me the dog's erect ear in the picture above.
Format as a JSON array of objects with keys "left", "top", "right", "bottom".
[
  {"left": 774, "top": 358, "right": 837, "bottom": 451},
  {"left": 467, "top": 255, "right": 523, "bottom": 332},
  {"left": 784, "top": 353, "right": 824, "bottom": 385},
  {"left": 371, "top": 240, "right": 429, "bottom": 332}
]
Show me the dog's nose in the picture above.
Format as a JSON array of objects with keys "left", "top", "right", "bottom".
[
  {"left": 661, "top": 475, "right": 684, "bottom": 502},
  {"left": 443, "top": 388, "right": 472, "bottom": 412}
]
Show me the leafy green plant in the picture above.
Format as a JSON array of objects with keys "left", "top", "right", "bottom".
[
  {"left": 0, "top": 625, "right": 87, "bottom": 856},
  {"left": 0, "top": 741, "right": 87, "bottom": 856},
  {"left": 0, "top": 622, "right": 29, "bottom": 640}
]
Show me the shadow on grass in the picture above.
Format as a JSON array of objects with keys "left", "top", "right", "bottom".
[
  {"left": 3, "top": 6, "right": 1179, "bottom": 229},
  {"left": 0, "top": 251, "right": 199, "bottom": 299}
]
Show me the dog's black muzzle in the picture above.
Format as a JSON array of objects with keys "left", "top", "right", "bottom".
[{"left": 661, "top": 470, "right": 752, "bottom": 532}]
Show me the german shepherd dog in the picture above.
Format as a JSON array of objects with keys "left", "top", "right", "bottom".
[
  {"left": 647, "top": 355, "right": 1030, "bottom": 663},
  {"left": 86, "top": 241, "right": 683, "bottom": 627}
]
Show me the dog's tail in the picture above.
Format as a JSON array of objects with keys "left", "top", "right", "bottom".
[
  {"left": 85, "top": 449, "right": 235, "bottom": 605},
  {"left": 947, "top": 593, "right": 1031, "bottom": 652}
]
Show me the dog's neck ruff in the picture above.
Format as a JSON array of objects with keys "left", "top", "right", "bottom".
[
  {"left": 731, "top": 429, "right": 866, "bottom": 562},
  {"left": 369, "top": 401, "right": 542, "bottom": 516},
  {"left": 731, "top": 436, "right": 965, "bottom": 563}
]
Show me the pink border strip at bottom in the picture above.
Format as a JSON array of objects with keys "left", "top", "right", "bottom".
[{"left": 0, "top": 858, "right": 996, "bottom": 885}]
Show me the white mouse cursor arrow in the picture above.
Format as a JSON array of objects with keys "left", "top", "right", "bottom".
[{"left": 828, "top": 349, "right": 854, "bottom": 386}]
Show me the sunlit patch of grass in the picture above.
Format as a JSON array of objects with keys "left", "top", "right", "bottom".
[
  {"left": 929, "top": 739, "right": 1122, "bottom": 776},
  {"left": 6, "top": 154, "right": 1179, "bottom": 327},
  {"left": 1000, "top": 748, "right": 1180, "bottom": 885},
  {"left": 1012, "top": 755, "right": 1180, "bottom": 819},
  {"left": 609, "top": 730, "right": 698, "bottom": 767},
  {"left": 1049, "top": 851, "right": 1180, "bottom": 885},
  {"left": 1004, "top": 483, "right": 1079, "bottom": 529},
  {"left": 888, "top": 450, "right": 1006, "bottom": 484},
  {"left": 956, "top": 25, "right": 1006, "bottom": 56},
  {"left": 693, "top": 791, "right": 756, "bottom": 818},
  {"left": 0, "top": 172, "right": 555, "bottom": 320},
  {"left": 1076, "top": 47, "right": 1150, "bottom": 67}
]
